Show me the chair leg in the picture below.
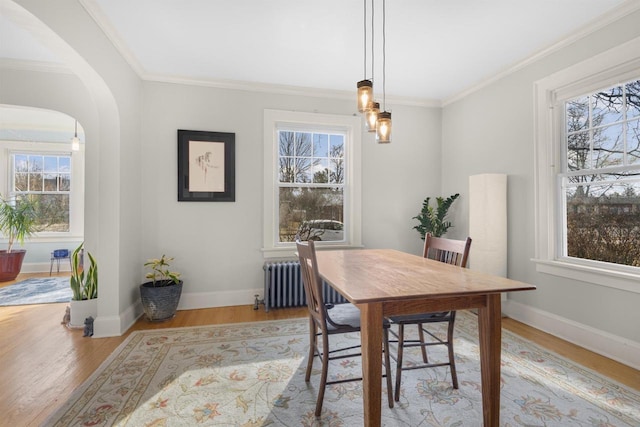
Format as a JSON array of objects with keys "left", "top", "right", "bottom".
[
  {"left": 315, "top": 332, "right": 330, "bottom": 417},
  {"left": 447, "top": 315, "right": 459, "bottom": 389},
  {"left": 49, "top": 258, "right": 54, "bottom": 276},
  {"left": 394, "top": 323, "right": 405, "bottom": 402},
  {"left": 383, "top": 328, "right": 394, "bottom": 408},
  {"left": 305, "top": 317, "right": 315, "bottom": 382},
  {"left": 417, "top": 323, "right": 429, "bottom": 363}
]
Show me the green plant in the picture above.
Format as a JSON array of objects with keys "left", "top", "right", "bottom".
[
  {"left": 70, "top": 242, "right": 98, "bottom": 300},
  {"left": 0, "top": 196, "right": 38, "bottom": 252},
  {"left": 412, "top": 193, "right": 460, "bottom": 239},
  {"left": 144, "top": 255, "right": 181, "bottom": 287}
]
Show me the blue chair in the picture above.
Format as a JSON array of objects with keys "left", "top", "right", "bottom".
[{"left": 50, "top": 249, "right": 71, "bottom": 275}]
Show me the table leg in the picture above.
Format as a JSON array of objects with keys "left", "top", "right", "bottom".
[
  {"left": 478, "top": 293, "right": 502, "bottom": 426},
  {"left": 358, "top": 302, "right": 382, "bottom": 427}
]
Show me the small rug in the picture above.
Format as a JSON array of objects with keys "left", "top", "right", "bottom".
[
  {"left": 45, "top": 311, "right": 640, "bottom": 426},
  {"left": 0, "top": 277, "right": 72, "bottom": 306}
]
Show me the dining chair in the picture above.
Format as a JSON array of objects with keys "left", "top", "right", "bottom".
[
  {"left": 296, "top": 239, "right": 394, "bottom": 417},
  {"left": 388, "top": 233, "right": 472, "bottom": 402}
]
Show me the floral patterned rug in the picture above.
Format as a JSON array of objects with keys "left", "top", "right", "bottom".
[{"left": 45, "top": 311, "right": 639, "bottom": 426}]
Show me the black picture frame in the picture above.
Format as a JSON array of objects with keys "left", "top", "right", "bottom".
[{"left": 177, "top": 129, "right": 235, "bottom": 202}]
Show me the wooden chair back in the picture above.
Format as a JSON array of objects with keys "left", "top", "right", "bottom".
[
  {"left": 423, "top": 233, "right": 472, "bottom": 268},
  {"left": 296, "top": 239, "right": 329, "bottom": 329}
]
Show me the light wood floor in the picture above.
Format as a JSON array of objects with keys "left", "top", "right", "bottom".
[{"left": 1, "top": 273, "right": 638, "bottom": 426}]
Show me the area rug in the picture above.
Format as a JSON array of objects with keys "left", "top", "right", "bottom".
[
  {"left": 45, "top": 311, "right": 639, "bottom": 426},
  {"left": 0, "top": 277, "right": 71, "bottom": 306}
]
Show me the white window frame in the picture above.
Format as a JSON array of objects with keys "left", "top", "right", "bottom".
[
  {"left": 263, "top": 109, "right": 362, "bottom": 258},
  {"left": 533, "top": 36, "right": 640, "bottom": 294},
  {"left": 1, "top": 141, "right": 84, "bottom": 241}
]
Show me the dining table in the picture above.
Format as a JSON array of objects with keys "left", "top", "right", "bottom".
[{"left": 315, "top": 248, "right": 536, "bottom": 427}]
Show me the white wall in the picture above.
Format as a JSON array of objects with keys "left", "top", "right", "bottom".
[
  {"left": 442, "top": 8, "right": 640, "bottom": 367},
  {"left": 141, "top": 82, "right": 441, "bottom": 307}
]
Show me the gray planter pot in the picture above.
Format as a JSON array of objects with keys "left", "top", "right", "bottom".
[{"left": 140, "top": 280, "right": 183, "bottom": 322}]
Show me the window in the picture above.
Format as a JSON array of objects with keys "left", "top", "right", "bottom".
[
  {"left": 10, "top": 152, "right": 72, "bottom": 232},
  {"left": 278, "top": 130, "right": 345, "bottom": 242},
  {"left": 563, "top": 81, "right": 640, "bottom": 267},
  {"left": 534, "top": 36, "right": 640, "bottom": 293},
  {"left": 263, "top": 110, "right": 361, "bottom": 257}
]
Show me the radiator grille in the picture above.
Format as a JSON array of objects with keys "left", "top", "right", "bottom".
[{"left": 263, "top": 260, "right": 347, "bottom": 311}]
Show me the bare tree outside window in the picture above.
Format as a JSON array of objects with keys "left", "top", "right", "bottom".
[
  {"left": 564, "top": 79, "right": 640, "bottom": 266},
  {"left": 11, "top": 153, "right": 71, "bottom": 232},
  {"left": 277, "top": 130, "right": 345, "bottom": 242}
]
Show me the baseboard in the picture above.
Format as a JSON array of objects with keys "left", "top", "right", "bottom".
[
  {"left": 503, "top": 300, "right": 640, "bottom": 370},
  {"left": 92, "top": 299, "right": 143, "bottom": 338},
  {"left": 178, "top": 288, "right": 264, "bottom": 310},
  {"left": 21, "top": 261, "right": 70, "bottom": 274}
]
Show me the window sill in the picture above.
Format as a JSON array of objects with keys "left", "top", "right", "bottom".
[
  {"left": 533, "top": 258, "right": 640, "bottom": 294},
  {"left": 262, "top": 243, "right": 364, "bottom": 260}
]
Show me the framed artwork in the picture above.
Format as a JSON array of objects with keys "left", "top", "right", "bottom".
[{"left": 177, "top": 129, "right": 235, "bottom": 202}]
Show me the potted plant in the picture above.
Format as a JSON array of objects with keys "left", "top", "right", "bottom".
[
  {"left": 140, "top": 255, "right": 182, "bottom": 322},
  {"left": 0, "top": 196, "right": 38, "bottom": 282},
  {"left": 68, "top": 242, "right": 98, "bottom": 328},
  {"left": 412, "top": 193, "right": 460, "bottom": 239}
]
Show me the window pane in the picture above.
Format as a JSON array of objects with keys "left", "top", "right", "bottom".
[
  {"left": 566, "top": 96, "right": 589, "bottom": 133},
  {"left": 626, "top": 80, "right": 640, "bottom": 119},
  {"left": 59, "top": 173, "right": 71, "bottom": 191},
  {"left": 592, "top": 87, "right": 624, "bottom": 126},
  {"left": 295, "top": 132, "right": 312, "bottom": 157},
  {"left": 14, "top": 173, "right": 28, "bottom": 191},
  {"left": 279, "top": 157, "right": 295, "bottom": 183},
  {"left": 279, "top": 131, "right": 295, "bottom": 156},
  {"left": 330, "top": 157, "right": 345, "bottom": 184},
  {"left": 330, "top": 135, "right": 344, "bottom": 157},
  {"left": 593, "top": 123, "right": 624, "bottom": 168},
  {"left": 313, "top": 134, "right": 328, "bottom": 157},
  {"left": 44, "top": 156, "right": 58, "bottom": 173},
  {"left": 278, "top": 187, "right": 344, "bottom": 242},
  {"left": 29, "top": 155, "right": 43, "bottom": 172},
  {"left": 30, "top": 173, "right": 43, "bottom": 191},
  {"left": 14, "top": 155, "right": 28, "bottom": 173},
  {"left": 312, "top": 159, "right": 329, "bottom": 183},
  {"left": 567, "top": 131, "right": 590, "bottom": 171},
  {"left": 296, "top": 158, "right": 312, "bottom": 183},
  {"left": 566, "top": 182, "right": 640, "bottom": 267},
  {"left": 44, "top": 173, "right": 58, "bottom": 191},
  {"left": 59, "top": 156, "right": 71, "bottom": 172}
]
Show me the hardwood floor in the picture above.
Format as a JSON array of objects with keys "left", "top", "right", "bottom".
[{"left": 1, "top": 273, "right": 638, "bottom": 426}]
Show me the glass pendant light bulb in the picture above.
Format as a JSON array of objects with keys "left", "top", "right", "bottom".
[
  {"left": 365, "top": 101, "right": 380, "bottom": 132},
  {"left": 376, "top": 111, "right": 392, "bottom": 143},
  {"left": 357, "top": 80, "right": 373, "bottom": 113},
  {"left": 71, "top": 120, "right": 80, "bottom": 151}
]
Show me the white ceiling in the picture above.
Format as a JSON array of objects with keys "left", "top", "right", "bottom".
[{"left": 0, "top": 0, "right": 633, "bottom": 104}]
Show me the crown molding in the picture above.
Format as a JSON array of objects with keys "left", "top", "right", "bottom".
[
  {"left": 79, "top": 0, "right": 146, "bottom": 77},
  {"left": 142, "top": 72, "right": 441, "bottom": 108},
  {"left": 0, "top": 58, "right": 71, "bottom": 74},
  {"left": 442, "top": 0, "right": 640, "bottom": 107}
]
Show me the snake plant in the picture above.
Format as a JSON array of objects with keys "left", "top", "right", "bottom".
[{"left": 70, "top": 242, "right": 98, "bottom": 300}]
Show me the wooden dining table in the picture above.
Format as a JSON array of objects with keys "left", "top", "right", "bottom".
[{"left": 315, "top": 248, "right": 536, "bottom": 427}]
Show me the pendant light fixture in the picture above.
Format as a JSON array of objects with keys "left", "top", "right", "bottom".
[
  {"left": 357, "top": 0, "right": 373, "bottom": 112},
  {"left": 365, "top": 101, "right": 380, "bottom": 132},
  {"left": 71, "top": 119, "right": 80, "bottom": 151},
  {"left": 364, "top": 0, "right": 379, "bottom": 132},
  {"left": 376, "top": 0, "right": 391, "bottom": 143}
]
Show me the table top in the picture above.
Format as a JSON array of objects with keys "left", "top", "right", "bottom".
[{"left": 315, "top": 249, "right": 536, "bottom": 304}]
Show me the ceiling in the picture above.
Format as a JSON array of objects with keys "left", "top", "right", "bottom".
[{"left": 0, "top": 0, "right": 633, "bottom": 106}]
